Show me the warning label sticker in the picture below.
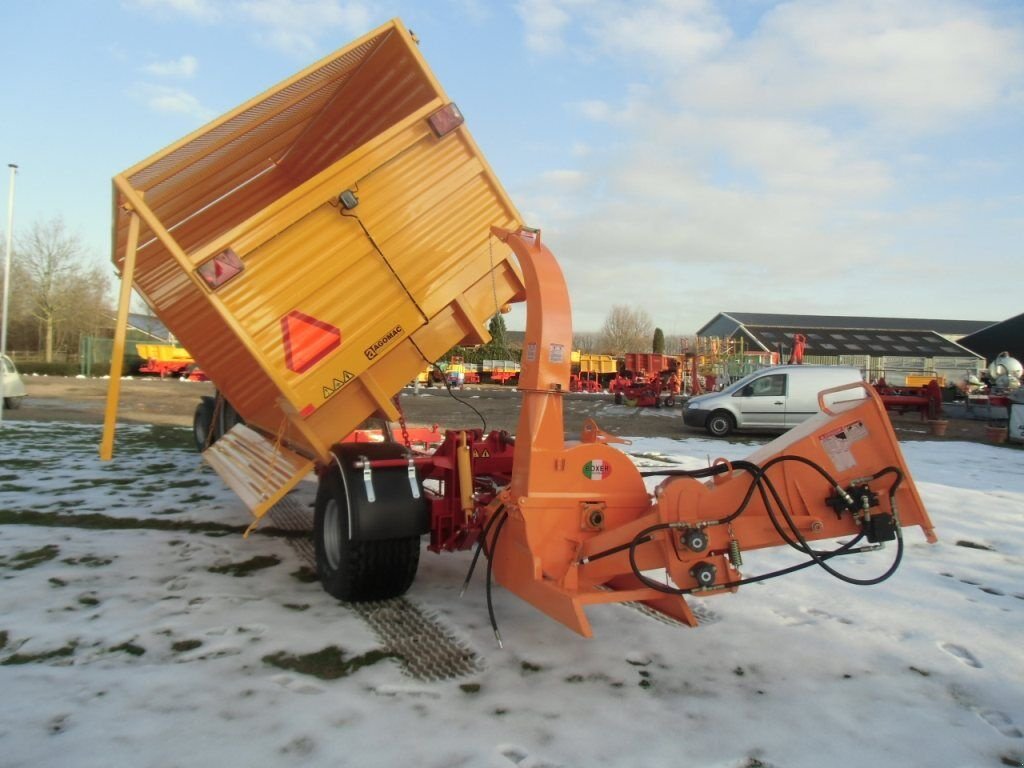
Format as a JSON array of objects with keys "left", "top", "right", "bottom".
[
  {"left": 819, "top": 420, "right": 868, "bottom": 473},
  {"left": 549, "top": 343, "right": 565, "bottom": 363}
]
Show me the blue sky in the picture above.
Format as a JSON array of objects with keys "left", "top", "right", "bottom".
[{"left": 1, "top": 0, "right": 1022, "bottom": 336}]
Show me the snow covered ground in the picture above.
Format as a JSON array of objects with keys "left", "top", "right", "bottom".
[{"left": 0, "top": 421, "right": 1022, "bottom": 768}]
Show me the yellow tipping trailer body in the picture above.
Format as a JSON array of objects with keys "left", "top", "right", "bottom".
[{"left": 106, "top": 20, "right": 525, "bottom": 468}]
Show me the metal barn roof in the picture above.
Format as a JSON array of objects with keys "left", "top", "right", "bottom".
[
  {"left": 738, "top": 326, "right": 982, "bottom": 358},
  {"left": 697, "top": 312, "right": 995, "bottom": 338},
  {"left": 958, "top": 312, "right": 1024, "bottom": 363}
]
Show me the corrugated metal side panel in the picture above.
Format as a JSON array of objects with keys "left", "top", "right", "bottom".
[
  {"left": 218, "top": 202, "right": 426, "bottom": 414},
  {"left": 127, "top": 231, "right": 281, "bottom": 423},
  {"left": 357, "top": 131, "right": 519, "bottom": 319}
]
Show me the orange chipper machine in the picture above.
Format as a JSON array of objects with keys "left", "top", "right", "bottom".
[{"left": 100, "top": 19, "right": 936, "bottom": 640}]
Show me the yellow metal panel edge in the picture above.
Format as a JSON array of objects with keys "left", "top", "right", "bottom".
[
  {"left": 99, "top": 210, "right": 140, "bottom": 461},
  {"left": 392, "top": 18, "right": 449, "bottom": 104},
  {"left": 114, "top": 176, "right": 302, "bottom": 412},
  {"left": 187, "top": 98, "right": 444, "bottom": 267},
  {"left": 120, "top": 19, "right": 405, "bottom": 181}
]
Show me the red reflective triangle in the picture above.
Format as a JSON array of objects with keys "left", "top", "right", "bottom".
[{"left": 281, "top": 311, "right": 341, "bottom": 373}]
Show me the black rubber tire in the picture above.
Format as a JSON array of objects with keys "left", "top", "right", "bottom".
[
  {"left": 664, "top": 395, "right": 676, "bottom": 408},
  {"left": 314, "top": 466, "right": 421, "bottom": 602},
  {"left": 706, "top": 410, "right": 735, "bottom": 437},
  {"left": 193, "top": 398, "right": 215, "bottom": 452},
  {"left": 3, "top": 396, "right": 23, "bottom": 410}
]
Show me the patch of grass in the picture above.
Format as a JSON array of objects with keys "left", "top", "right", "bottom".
[
  {"left": 172, "top": 639, "right": 203, "bottom": 653},
  {"left": 0, "top": 458, "right": 48, "bottom": 470},
  {"left": 2, "top": 641, "right": 77, "bottom": 665},
  {"left": 263, "top": 646, "right": 399, "bottom": 680},
  {"left": 955, "top": 539, "right": 995, "bottom": 552},
  {"left": 62, "top": 556, "right": 113, "bottom": 568},
  {"left": 459, "top": 683, "right": 481, "bottom": 694},
  {"left": 0, "top": 509, "right": 245, "bottom": 535},
  {"left": 0, "top": 509, "right": 308, "bottom": 541},
  {"left": 109, "top": 642, "right": 146, "bottom": 657},
  {"left": 164, "top": 479, "right": 206, "bottom": 490},
  {"left": 77, "top": 595, "right": 100, "bottom": 607},
  {"left": 283, "top": 603, "right": 310, "bottom": 612},
  {"left": 520, "top": 660, "right": 543, "bottom": 673},
  {"left": 4, "top": 544, "right": 61, "bottom": 571},
  {"left": 909, "top": 666, "right": 931, "bottom": 677},
  {"left": 0, "top": 484, "right": 33, "bottom": 493},
  {"left": 71, "top": 476, "right": 137, "bottom": 488},
  {"left": 146, "top": 462, "right": 179, "bottom": 474},
  {"left": 208, "top": 555, "right": 281, "bottom": 576},
  {"left": 49, "top": 577, "right": 67, "bottom": 587},
  {"left": 291, "top": 566, "right": 319, "bottom": 583},
  {"left": 0, "top": 631, "right": 7, "bottom": 651}
]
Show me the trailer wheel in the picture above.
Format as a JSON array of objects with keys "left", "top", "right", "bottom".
[
  {"left": 706, "top": 411, "right": 735, "bottom": 438},
  {"left": 314, "top": 457, "right": 422, "bottom": 602},
  {"left": 193, "top": 398, "right": 214, "bottom": 452}
]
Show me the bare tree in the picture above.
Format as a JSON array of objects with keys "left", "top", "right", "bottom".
[
  {"left": 598, "top": 305, "right": 654, "bottom": 356},
  {"left": 573, "top": 331, "right": 599, "bottom": 353},
  {"left": 14, "top": 217, "right": 111, "bottom": 361}
]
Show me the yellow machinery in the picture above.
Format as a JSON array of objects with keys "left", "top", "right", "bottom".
[{"left": 102, "top": 19, "right": 524, "bottom": 523}]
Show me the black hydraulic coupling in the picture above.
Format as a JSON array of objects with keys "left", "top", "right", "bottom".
[
  {"left": 825, "top": 483, "right": 880, "bottom": 518},
  {"left": 863, "top": 513, "right": 897, "bottom": 543}
]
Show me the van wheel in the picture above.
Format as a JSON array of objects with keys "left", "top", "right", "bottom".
[{"left": 706, "top": 411, "right": 735, "bottom": 437}]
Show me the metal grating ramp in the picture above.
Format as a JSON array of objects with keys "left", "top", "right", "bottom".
[{"left": 203, "top": 424, "right": 314, "bottom": 528}]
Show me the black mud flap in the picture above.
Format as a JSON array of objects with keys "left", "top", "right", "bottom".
[{"left": 330, "top": 442, "right": 429, "bottom": 542}]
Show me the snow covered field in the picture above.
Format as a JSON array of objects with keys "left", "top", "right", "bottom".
[{"left": 0, "top": 421, "right": 1021, "bottom": 768}]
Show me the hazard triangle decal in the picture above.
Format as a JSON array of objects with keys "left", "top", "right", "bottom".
[{"left": 281, "top": 310, "right": 341, "bottom": 373}]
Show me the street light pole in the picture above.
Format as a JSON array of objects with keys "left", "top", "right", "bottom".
[{"left": 1, "top": 163, "right": 18, "bottom": 426}]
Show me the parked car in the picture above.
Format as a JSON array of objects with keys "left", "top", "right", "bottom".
[
  {"left": 683, "top": 365, "right": 865, "bottom": 437},
  {"left": 1, "top": 354, "right": 27, "bottom": 409}
]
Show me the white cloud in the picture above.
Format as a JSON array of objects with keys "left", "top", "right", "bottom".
[
  {"left": 583, "top": 0, "right": 731, "bottom": 67},
  {"left": 124, "top": 0, "right": 221, "bottom": 23},
  {"left": 128, "top": 0, "right": 374, "bottom": 57},
  {"left": 137, "top": 84, "right": 215, "bottom": 121},
  {"left": 236, "top": 0, "right": 373, "bottom": 57},
  {"left": 678, "top": 1, "right": 1024, "bottom": 129},
  {"left": 143, "top": 55, "right": 199, "bottom": 78},
  {"left": 510, "top": 0, "right": 1024, "bottom": 331},
  {"left": 516, "top": 0, "right": 572, "bottom": 54}
]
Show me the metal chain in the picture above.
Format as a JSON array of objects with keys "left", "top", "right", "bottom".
[{"left": 393, "top": 395, "right": 412, "bottom": 449}]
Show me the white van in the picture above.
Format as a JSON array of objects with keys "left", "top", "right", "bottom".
[{"left": 683, "top": 365, "right": 865, "bottom": 437}]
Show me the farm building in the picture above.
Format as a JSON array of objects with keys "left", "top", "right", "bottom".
[
  {"left": 957, "top": 312, "right": 1024, "bottom": 366},
  {"left": 695, "top": 312, "right": 990, "bottom": 386}
]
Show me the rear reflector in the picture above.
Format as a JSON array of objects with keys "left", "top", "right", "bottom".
[
  {"left": 197, "top": 248, "right": 244, "bottom": 289},
  {"left": 428, "top": 103, "right": 464, "bottom": 138}
]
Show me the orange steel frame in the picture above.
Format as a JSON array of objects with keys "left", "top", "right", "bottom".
[{"left": 483, "top": 227, "right": 936, "bottom": 637}]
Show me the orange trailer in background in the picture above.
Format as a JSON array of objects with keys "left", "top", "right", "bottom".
[{"left": 102, "top": 19, "right": 936, "bottom": 639}]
